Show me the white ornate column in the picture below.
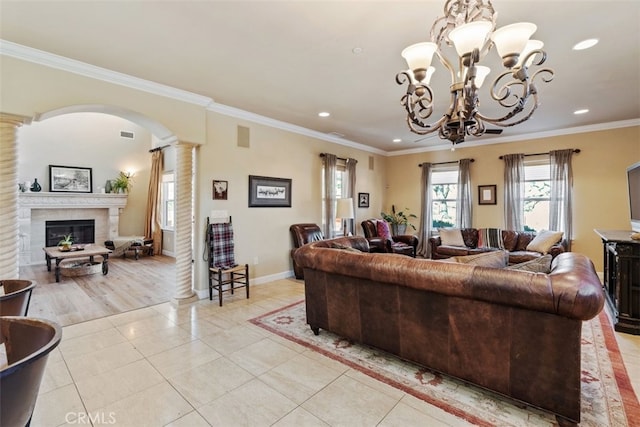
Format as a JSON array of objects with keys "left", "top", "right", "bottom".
[
  {"left": 0, "top": 113, "right": 31, "bottom": 279},
  {"left": 172, "top": 141, "right": 198, "bottom": 304}
]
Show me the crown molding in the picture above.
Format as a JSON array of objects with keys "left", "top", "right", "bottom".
[
  {"left": 3, "top": 39, "right": 636, "bottom": 158},
  {"left": 207, "top": 102, "right": 388, "bottom": 156},
  {"left": 0, "top": 40, "right": 212, "bottom": 107},
  {"left": 387, "top": 119, "right": 640, "bottom": 157}
]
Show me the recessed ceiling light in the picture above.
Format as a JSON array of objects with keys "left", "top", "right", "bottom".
[
  {"left": 392, "top": 138, "right": 402, "bottom": 143},
  {"left": 318, "top": 112, "right": 330, "bottom": 117},
  {"left": 573, "top": 38, "right": 599, "bottom": 50},
  {"left": 352, "top": 47, "right": 363, "bottom": 55},
  {"left": 574, "top": 109, "right": 589, "bottom": 115}
]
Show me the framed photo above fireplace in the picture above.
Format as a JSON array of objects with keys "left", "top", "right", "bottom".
[{"left": 49, "top": 165, "right": 93, "bottom": 193}]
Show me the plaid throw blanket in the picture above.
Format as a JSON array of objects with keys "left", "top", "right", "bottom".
[
  {"left": 478, "top": 228, "right": 504, "bottom": 249},
  {"left": 208, "top": 223, "right": 238, "bottom": 269}
]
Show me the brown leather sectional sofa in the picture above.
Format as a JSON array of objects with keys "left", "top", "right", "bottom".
[
  {"left": 429, "top": 228, "right": 568, "bottom": 264},
  {"left": 294, "top": 236, "right": 604, "bottom": 426}
]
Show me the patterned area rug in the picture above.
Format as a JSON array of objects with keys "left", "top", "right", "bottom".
[{"left": 250, "top": 301, "right": 639, "bottom": 427}]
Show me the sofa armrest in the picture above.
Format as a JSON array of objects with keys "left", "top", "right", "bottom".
[
  {"left": 365, "top": 237, "right": 387, "bottom": 253},
  {"left": 394, "top": 234, "right": 418, "bottom": 248},
  {"left": 548, "top": 242, "right": 566, "bottom": 258}
]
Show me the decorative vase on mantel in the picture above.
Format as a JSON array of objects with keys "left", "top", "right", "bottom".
[
  {"left": 105, "top": 179, "right": 112, "bottom": 194},
  {"left": 30, "top": 178, "right": 41, "bottom": 192}
]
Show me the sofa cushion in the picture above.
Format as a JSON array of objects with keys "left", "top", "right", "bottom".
[
  {"left": 437, "top": 245, "right": 471, "bottom": 256},
  {"left": 501, "top": 230, "right": 518, "bottom": 251},
  {"left": 506, "top": 254, "right": 553, "bottom": 273},
  {"left": 453, "top": 250, "right": 509, "bottom": 268},
  {"left": 439, "top": 228, "right": 466, "bottom": 247},
  {"left": 508, "top": 251, "right": 543, "bottom": 265},
  {"left": 515, "top": 232, "right": 536, "bottom": 251},
  {"left": 526, "top": 230, "right": 564, "bottom": 254},
  {"left": 478, "top": 228, "right": 504, "bottom": 249},
  {"left": 330, "top": 242, "right": 362, "bottom": 253},
  {"left": 376, "top": 220, "right": 393, "bottom": 241}
]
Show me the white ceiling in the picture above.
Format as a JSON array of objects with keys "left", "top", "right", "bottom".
[{"left": 1, "top": 0, "right": 639, "bottom": 153}]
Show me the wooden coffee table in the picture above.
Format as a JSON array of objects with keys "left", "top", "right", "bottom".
[{"left": 43, "top": 245, "right": 112, "bottom": 282}]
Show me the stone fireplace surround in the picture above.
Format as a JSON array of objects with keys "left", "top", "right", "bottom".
[{"left": 19, "top": 192, "right": 128, "bottom": 265}]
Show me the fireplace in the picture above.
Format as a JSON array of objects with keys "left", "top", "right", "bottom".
[{"left": 46, "top": 220, "right": 95, "bottom": 247}]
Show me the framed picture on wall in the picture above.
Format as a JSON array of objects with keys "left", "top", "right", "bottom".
[
  {"left": 248, "top": 175, "right": 292, "bottom": 207},
  {"left": 213, "top": 180, "right": 228, "bottom": 200},
  {"left": 478, "top": 184, "right": 497, "bottom": 205},
  {"left": 358, "top": 192, "right": 369, "bottom": 208},
  {"left": 49, "top": 165, "right": 93, "bottom": 193}
]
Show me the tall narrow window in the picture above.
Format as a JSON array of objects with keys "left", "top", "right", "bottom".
[
  {"left": 161, "top": 172, "right": 175, "bottom": 230},
  {"left": 523, "top": 161, "right": 551, "bottom": 232},
  {"left": 431, "top": 167, "right": 459, "bottom": 229}
]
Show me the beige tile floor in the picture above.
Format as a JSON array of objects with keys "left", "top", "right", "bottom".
[{"left": 31, "top": 278, "right": 640, "bottom": 427}]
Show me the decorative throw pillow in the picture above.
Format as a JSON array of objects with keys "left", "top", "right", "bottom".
[
  {"left": 526, "top": 230, "right": 563, "bottom": 254},
  {"left": 330, "top": 242, "right": 362, "bottom": 253},
  {"left": 439, "top": 228, "right": 466, "bottom": 247},
  {"left": 506, "top": 254, "right": 552, "bottom": 273},
  {"left": 453, "top": 250, "right": 508, "bottom": 268},
  {"left": 478, "top": 228, "right": 504, "bottom": 249},
  {"left": 376, "top": 220, "right": 393, "bottom": 241}
]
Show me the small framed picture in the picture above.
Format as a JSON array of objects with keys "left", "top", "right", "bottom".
[
  {"left": 478, "top": 185, "right": 497, "bottom": 205},
  {"left": 213, "top": 180, "right": 228, "bottom": 200},
  {"left": 358, "top": 192, "right": 370, "bottom": 208}
]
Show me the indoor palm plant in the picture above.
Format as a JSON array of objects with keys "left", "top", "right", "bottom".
[{"left": 381, "top": 205, "right": 417, "bottom": 236}]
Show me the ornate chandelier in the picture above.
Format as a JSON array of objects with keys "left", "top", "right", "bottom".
[{"left": 396, "top": 0, "right": 554, "bottom": 145}]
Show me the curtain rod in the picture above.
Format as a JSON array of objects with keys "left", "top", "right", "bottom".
[
  {"left": 149, "top": 144, "right": 170, "bottom": 153},
  {"left": 319, "top": 153, "right": 358, "bottom": 163},
  {"left": 499, "top": 149, "right": 580, "bottom": 160},
  {"left": 417, "top": 159, "right": 475, "bottom": 167}
]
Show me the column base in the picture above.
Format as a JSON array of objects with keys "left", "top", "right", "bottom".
[{"left": 170, "top": 293, "right": 199, "bottom": 307}]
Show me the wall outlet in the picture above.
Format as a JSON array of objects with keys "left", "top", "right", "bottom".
[{"left": 253, "top": 257, "right": 259, "bottom": 265}]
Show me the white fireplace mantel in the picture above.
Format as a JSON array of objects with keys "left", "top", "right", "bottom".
[
  {"left": 19, "top": 192, "right": 128, "bottom": 209},
  {"left": 19, "top": 192, "right": 128, "bottom": 265}
]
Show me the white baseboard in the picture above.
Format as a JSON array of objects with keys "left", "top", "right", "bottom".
[{"left": 194, "top": 270, "right": 295, "bottom": 300}]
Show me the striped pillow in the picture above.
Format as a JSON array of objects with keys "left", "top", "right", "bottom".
[{"left": 478, "top": 228, "right": 504, "bottom": 249}]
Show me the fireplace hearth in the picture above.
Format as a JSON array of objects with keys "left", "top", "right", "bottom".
[{"left": 46, "top": 219, "right": 95, "bottom": 247}]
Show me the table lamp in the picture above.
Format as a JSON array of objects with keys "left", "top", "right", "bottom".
[{"left": 336, "top": 198, "right": 355, "bottom": 236}]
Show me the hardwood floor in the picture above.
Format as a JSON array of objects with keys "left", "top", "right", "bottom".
[{"left": 20, "top": 254, "right": 175, "bottom": 327}]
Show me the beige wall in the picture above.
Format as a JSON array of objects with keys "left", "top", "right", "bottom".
[
  {"left": 385, "top": 126, "right": 640, "bottom": 270},
  {"left": 193, "top": 112, "right": 386, "bottom": 288}
]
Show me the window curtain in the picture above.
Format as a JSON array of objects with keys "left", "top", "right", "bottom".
[
  {"left": 456, "top": 158, "right": 473, "bottom": 228},
  {"left": 345, "top": 158, "right": 357, "bottom": 235},
  {"left": 416, "top": 162, "right": 433, "bottom": 258},
  {"left": 550, "top": 149, "right": 574, "bottom": 250},
  {"left": 322, "top": 153, "right": 337, "bottom": 238},
  {"left": 503, "top": 153, "right": 524, "bottom": 231},
  {"left": 144, "top": 149, "right": 163, "bottom": 255}
]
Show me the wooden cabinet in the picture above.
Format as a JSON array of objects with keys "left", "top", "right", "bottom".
[{"left": 595, "top": 229, "right": 640, "bottom": 335}]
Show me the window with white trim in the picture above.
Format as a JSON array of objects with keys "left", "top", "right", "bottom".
[
  {"left": 431, "top": 167, "right": 459, "bottom": 228},
  {"left": 161, "top": 172, "right": 175, "bottom": 230},
  {"left": 523, "top": 160, "right": 551, "bottom": 232}
]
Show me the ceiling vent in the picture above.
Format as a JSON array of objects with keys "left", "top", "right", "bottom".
[{"left": 120, "top": 131, "right": 135, "bottom": 139}]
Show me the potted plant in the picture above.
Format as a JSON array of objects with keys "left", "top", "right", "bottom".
[
  {"left": 381, "top": 205, "right": 417, "bottom": 236},
  {"left": 111, "top": 172, "right": 133, "bottom": 193},
  {"left": 58, "top": 234, "right": 73, "bottom": 251}
]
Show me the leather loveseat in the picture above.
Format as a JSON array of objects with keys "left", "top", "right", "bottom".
[
  {"left": 294, "top": 236, "right": 603, "bottom": 426},
  {"left": 429, "top": 228, "right": 567, "bottom": 264}
]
